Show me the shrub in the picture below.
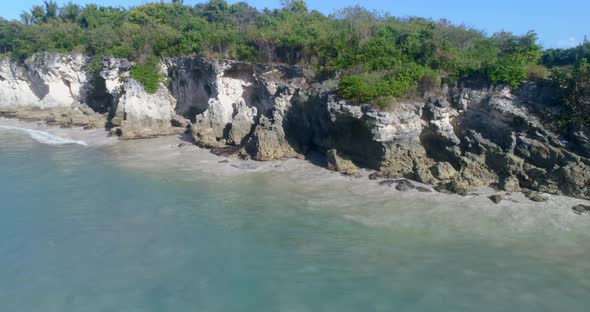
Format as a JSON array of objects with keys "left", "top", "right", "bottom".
[
  {"left": 339, "top": 74, "right": 378, "bottom": 103},
  {"left": 87, "top": 56, "right": 104, "bottom": 76},
  {"left": 373, "top": 96, "right": 399, "bottom": 110},
  {"left": 526, "top": 64, "right": 549, "bottom": 80},
  {"left": 418, "top": 70, "right": 442, "bottom": 93},
  {"left": 339, "top": 63, "right": 428, "bottom": 104},
  {"left": 486, "top": 56, "right": 528, "bottom": 88},
  {"left": 109, "top": 46, "right": 130, "bottom": 59},
  {"left": 130, "top": 55, "right": 161, "bottom": 94},
  {"left": 552, "top": 58, "right": 590, "bottom": 128}
]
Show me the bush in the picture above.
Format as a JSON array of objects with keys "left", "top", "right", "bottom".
[
  {"left": 418, "top": 71, "right": 442, "bottom": 93},
  {"left": 373, "top": 96, "right": 399, "bottom": 110},
  {"left": 339, "top": 74, "right": 377, "bottom": 103},
  {"left": 526, "top": 64, "right": 549, "bottom": 80},
  {"left": 87, "top": 56, "right": 104, "bottom": 76},
  {"left": 130, "top": 56, "right": 161, "bottom": 94},
  {"left": 339, "top": 63, "right": 428, "bottom": 104},
  {"left": 551, "top": 58, "right": 590, "bottom": 129},
  {"left": 486, "top": 57, "right": 527, "bottom": 88}
]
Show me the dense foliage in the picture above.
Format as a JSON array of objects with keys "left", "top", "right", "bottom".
[
  {"left": 0, "top": 0, "right": 553, "bottom": 99},
  {"left": 537, "top": 40, "right": 590, "bottom": 130},
  {"left": 543, "top": 39, "right": 590, "bottom": 68},
  {"left": 130, "top": 55, "right": 162, "bottom": 94},
  {"left": 549, "top": 58, "right": 590, "bottom": 129}
]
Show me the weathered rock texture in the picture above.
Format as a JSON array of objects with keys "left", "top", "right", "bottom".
[
  {"left": 0, "top": 53, "right": 187, "bottom": 137},
  {"left": 2, "top": 53, "right": 589, "bottom": 200}
]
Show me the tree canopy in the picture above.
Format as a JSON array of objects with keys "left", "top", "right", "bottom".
[{"left": 0, "top": 1, "right": 551, "bottom": 100}]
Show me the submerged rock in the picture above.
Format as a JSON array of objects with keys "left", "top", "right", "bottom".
[
  {"left": 572, "top": 204, "right": 590, "bottom": 215},
  {"left": 395, "top": 179, "right": 416, "bottom": 192},
  {"left": 415, "top": 186, "right": 433, "bottom": 193},
  {"left": 436, "top": 178, "right": 473, "bottom": 196},
  {"left": 378, "top": 179, "right": 417, "bottom": 192},
  {"left": 523, "top": 191, "right": 549, "bottom": 202},
  {"left": 488, "top": 194, "right": 504, "bottom": 204},
  {"left": 210, "top": 146, "right": 241, "bottom": 157},
  {"left": 379, "top": 179, "right": 397, "bottom": 187}
]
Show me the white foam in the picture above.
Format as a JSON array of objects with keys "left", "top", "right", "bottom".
[{"left": 0, "top": 126, "right": 88, "bottom": 146}]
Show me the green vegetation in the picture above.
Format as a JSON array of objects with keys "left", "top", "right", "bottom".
[
  {"left": 130, "top": 56, "right": 162, "bottom": 94},
  {"left": 0, "top": 0, "right": 578, "bottom": 106},
  {"left": 537, "top": 39, "right": 590, "bottom": 131},
  {"left": 543, "top": 38, "right": 590, "bottom": 68},
  {"left": 484, "top": 31, "right": 542, "bottom": 88},
  {"left": 339, "top": 64, "right": 429, "bottom": 105},
  {"left": 549, "top": 58, "right": 590, "bottom": 129}
]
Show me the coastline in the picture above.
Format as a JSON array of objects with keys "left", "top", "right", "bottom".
[{"left": 2, "top": 116, "right": 589, "bottom": 232}]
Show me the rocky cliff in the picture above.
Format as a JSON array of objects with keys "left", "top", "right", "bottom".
[
  {"left": 0, "top": 53, "right": 187, "bottom": 137},
  {"left": 1, "top": 53, "right": 589, "bottom": 199}
]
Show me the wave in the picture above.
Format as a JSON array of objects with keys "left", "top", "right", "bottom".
[{"left": 0, "top": 126, "right": 88, "bottom": 146}]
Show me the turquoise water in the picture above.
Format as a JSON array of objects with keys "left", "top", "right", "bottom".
[{"left": 1, "top": 128, "right": 590, "bottom": 311}]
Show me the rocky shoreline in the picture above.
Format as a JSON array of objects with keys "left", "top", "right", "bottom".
[
  {"left": 1, "top": 53, "right": 589, "bottom": 202},
  {"left": 2, "top": 116, "right": 590, "bottom": 217}
]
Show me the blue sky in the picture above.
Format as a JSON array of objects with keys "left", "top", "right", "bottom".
[{"left": 2, "top": 0, "right": 588, "bottom": 49}]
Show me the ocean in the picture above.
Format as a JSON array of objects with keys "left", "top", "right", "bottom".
[{"left": 1, "top": 122, "right": 590, "bottom": 311}]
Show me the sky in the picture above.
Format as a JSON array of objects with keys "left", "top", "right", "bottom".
[{"left": 2, "top": 0, "right": 588, "bottom": 49}]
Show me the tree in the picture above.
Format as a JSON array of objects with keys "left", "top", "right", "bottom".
[
  {"left": 59, "top": 3, "right": 81, "bottom": 22},
  {"left": 281, "top": 0, "right": 308, "bottom": 13},
  {"left": 30, "top": 6, "right": 45, "bottom": 24},
  {"left": 2, "top": 1, "right": 547, "bottom": 98},
  {"left": 43, "top": 1, "right": 59, "bottom": 21},
  {"left": 334, "top": 6, "right": 378, "bottom": 46},
  {"left": 486, "top": 31, "right": 542, "bottom": 87},
  {"left": 20, "top": 12, "right": 33, "bottom": 25}
]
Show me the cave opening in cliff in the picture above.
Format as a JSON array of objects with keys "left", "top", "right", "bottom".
[{"left": 86, "top": 76, "right": 113, "bottom": 114}]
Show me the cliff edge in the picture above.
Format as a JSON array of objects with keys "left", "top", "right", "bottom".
[{"left": 1, "top": 53, "right": 589, "bottom": 199}]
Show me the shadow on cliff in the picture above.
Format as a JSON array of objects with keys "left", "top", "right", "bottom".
[{"left": 283, "top": 91, "right": 384, "bottom": 170}]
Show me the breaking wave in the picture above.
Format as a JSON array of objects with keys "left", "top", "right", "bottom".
[{"left": 0, "top": 126, "right": 88, "bottom": 146}]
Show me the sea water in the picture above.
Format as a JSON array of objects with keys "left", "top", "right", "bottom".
[{"left": 1, "top": 125, "right": 590, "bottom": 311}]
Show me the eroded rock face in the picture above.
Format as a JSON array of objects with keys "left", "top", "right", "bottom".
[
  {"left": 167, "top": 61, "right": 590, "bottom": 199},
  {"left": 0, "top": 53, "right": 186, "bottom": 137},
  {"left": 291, "top": 83, "right": 590, "bottom": 199},
  {"left": 245, "top": 115, "right": 298, "bottom": 161},
  {"left": 2, "top": 53, "right": 589, "bottom": 200},
  {"left": 0, "top": 53, "right": 88, "bottom": 109},
  {"left": 169, "top": 58, "right": 308, "bottom": 157},
  {"left": 114, "top": 79, "right": 184, "bottom": 139},
  {"left": 0, "top": 53, "right": 107, "bottom": 128}
]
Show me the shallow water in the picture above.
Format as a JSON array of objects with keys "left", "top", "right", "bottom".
[{"left": 1, "top": 127, "right": 590, "bottom": 311}]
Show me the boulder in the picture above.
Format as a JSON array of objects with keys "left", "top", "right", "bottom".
[
  {"left": 523, "top": 191, "right": 548, "bottom": 202},
  {"left": 430, "top": 162, "right": 457, "bottom": 180},
  {"left": 488, "top": 194, "right": 504, "bottom": 204},
  {"left": 572, "top": 204, "right": 590, "bottom": 215},
  {"left": 326, "top": 149, "right": 360, "bottom": 176},
  {"left": 245, "top": 116, "right": 298, "bottom": 161},
  {"left": 395, "top": 179, "right": 416, "bottom": 192}
]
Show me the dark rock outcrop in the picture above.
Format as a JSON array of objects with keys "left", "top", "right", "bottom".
[{"left": 572, "top": 204, "right": 590, "bottom": 215}]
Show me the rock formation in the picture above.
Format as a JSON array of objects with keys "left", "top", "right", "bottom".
[{"left": 1, "top": 53, "right": 589, "bottom": 200}]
